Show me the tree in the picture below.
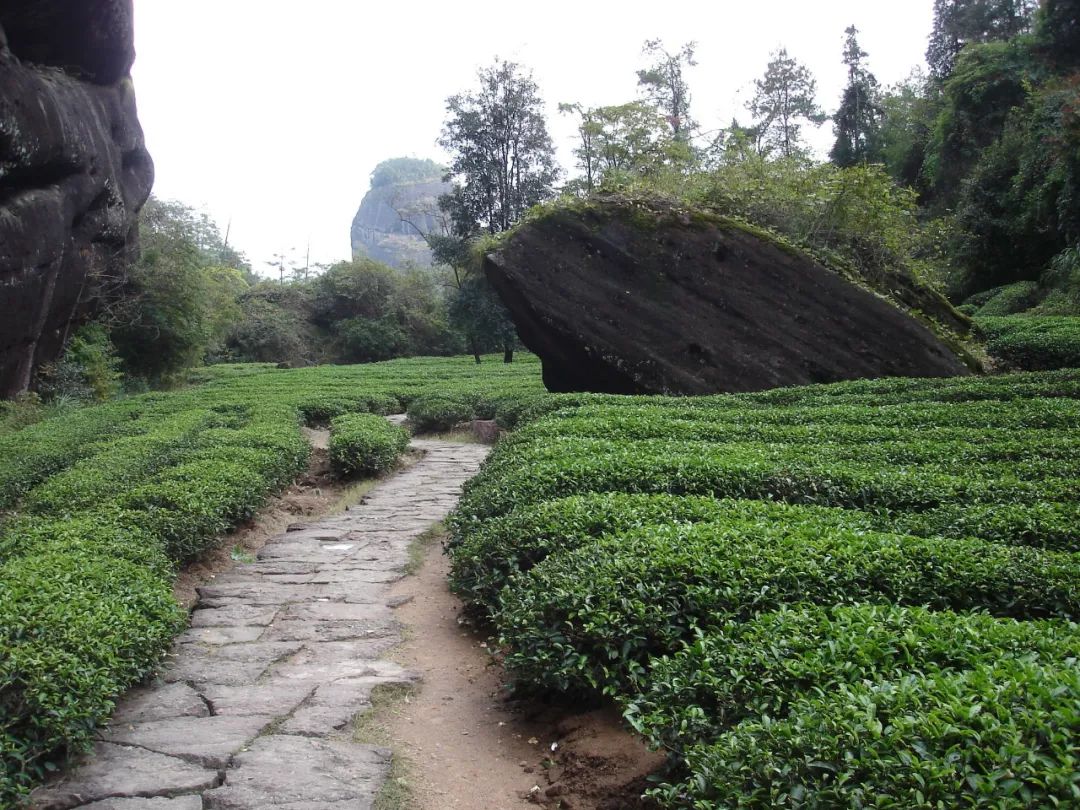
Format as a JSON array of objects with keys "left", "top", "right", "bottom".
[
  {"left": 438, "top": 59, "right": 559, "bottom": 236},
  {"left": 437, "top": 59, "right": 557, "bottom": 362},
  {"left": 749, "top": 48, "right": 826, "bottom": 158},
  {"left": 926, "top": 0, "right": 1038, "bottom": 80},
  {"left": 830, "top": 26, "right": 884, "bottom": 167},
  {"left": 559, "top": 101, "right": 677, "bottom": 192},
  {"left": 636, "top": 39, "right": 697, "bottom": 143},
  {"left": 1036, "top": 0, "right": 1080, "bottom": 69}
]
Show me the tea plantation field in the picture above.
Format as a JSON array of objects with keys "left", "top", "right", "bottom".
[
  {"left": 0, "top": 355, "right": 544, "bottom": 801},
  {"left": 448, "top": 369, "right": 1080, "bottom": 808}
]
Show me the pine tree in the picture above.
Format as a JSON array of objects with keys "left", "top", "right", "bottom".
[
  {"left": 830, "top": 26, "right": 883, "bottom": 167},
  {"left": 749, "top": 49, "right": 826, "bottom": 158}
]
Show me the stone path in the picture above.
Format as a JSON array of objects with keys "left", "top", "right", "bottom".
[{"left": 31, "top": 438, "right": 490, "bottom": 810}]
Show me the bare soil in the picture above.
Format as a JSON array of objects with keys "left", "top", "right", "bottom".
[{"left": 381, "top": 541, "right": 664, "bottom": 810}]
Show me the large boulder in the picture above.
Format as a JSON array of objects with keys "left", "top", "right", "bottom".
[
  {"left": 484, "top": 196, "right": 974, "bottom": 394},
  {"left": 0, "top": 0, "right": 153, "bottom": 398}
]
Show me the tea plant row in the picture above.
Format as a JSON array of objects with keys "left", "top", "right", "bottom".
[{"left": 447, "top": 369, "right": 1080, "bottom": 807}]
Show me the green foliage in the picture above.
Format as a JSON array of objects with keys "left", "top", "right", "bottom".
[
  {"left": 112, "top": 197, "right": 252, "bottom": 381},
  {"left": 559, "top": 101, "right": 683, "bottom": 193},
  {"left": 748, "top": 48, "right": 826, "bottom": 158},
  {"left": 36, "top": 324, "right": 124, "bottom": 403},
  {"left": 495, "top": 520, "right": 1080, "bottom": 694},
  {"left": 328, "top": 413, "right": 410, "bottom": 476},
  {"left": 0, "top": 355, "right": 544, "bottom": 800},
  {"left": 446, "top": 368, "right": 1080, "bottom": 806},
  {"left": 370, "top": 157, "right": 444, "bottom": 189},
  {"left": 979, "top": 315, "right": 1080, "bottom": 369},
  {"left": 439, "top": 59, "right": 559, "bottom": 236},
  {"left": 666, "top": 658, "right": 1080, "bottom": 808},
  {"left": 926, "top": 0, "right": 1038, "bottom": 80},
  {"left": 830, "top": 26, "right": 883, "bottom": 167},
  {"left": 627, "top": 603, "right": 1079, "bottom": 757},
  {"left": 406, "top": 396, "right": 475, "bottom": 433},
  {"left": 635, "top": 39, "right": 697, "bottom": 144},
  {"left": 0, "top": 548, "right": 184, "bottom": 802}
]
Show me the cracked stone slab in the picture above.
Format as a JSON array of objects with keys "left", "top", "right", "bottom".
[
  {"left": 260, "top": 618, "right": 399, "bottom": 644},
  {"left": 102, "top": 715, "right": 275, "bottom": 769},
  {"left": 278, "top": 676, "right": 408, "bottom": 737},
  {"left": 201, "top": 681, "right": 314, "bottom": 717},
  {"left": 110, "top": 683, "right": 209, "bottom": 727},
  {"left": 197, "top": 582, "right": 384, "bottom": 608},
  {"left": 29, "top": 743, "right": 218, "bottom": 809},
  {"left": 178, "top": 625, "right": 265, "bottom": 645},
  {"left": 163, "top": 643, "right": 301, "bottom": 687},
  {"left": 202, "top": 735, "right": 389, "bottom": 809},
  {"left": 79, "top": 797, "right": 205, "bottom": 809},
  {"left": 189, "top": 605, "right": 278, "bottom": 628}
]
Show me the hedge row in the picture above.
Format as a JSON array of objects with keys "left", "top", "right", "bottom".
[
  {"left": 447, "top": 494, "right": 878, "bottom": 615},
  {"left": 978, "top": 315, "right": 1080, "bottom": 371},
  {"left": 625, "top": 603, "right": 1080, "bottom": 757},
  {"left": 455, "top": 436, "right": 1077, "bottom": 534},
  {"left": 328, "top": 413, "right": 410, "bottom": 476},
  {"left": 494, "top": 520, "right": 1080, "bottom": 695},
  {"left": 445, "top": 368, "right": 1080, "bottom": 807},
  {"left": 669, "top": 658, "right": 1080, "bottom": 808}
]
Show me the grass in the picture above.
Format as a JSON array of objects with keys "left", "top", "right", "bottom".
[
  {"left": 351, "top": 683, "right": 418, "bottom": 810},
  {"left": 405, "top": 522, "right": 446, "bottom": 576}
]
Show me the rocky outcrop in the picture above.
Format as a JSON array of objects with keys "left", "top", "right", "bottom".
[
  {"left": 484, "top": 196, "right": 974, "bottom": 395},
  {"left": 0, "top": 0, "right": 153, "bottom": 398},
  {"left": 350, "top": 179, "right": 450, "bottom": 268}
]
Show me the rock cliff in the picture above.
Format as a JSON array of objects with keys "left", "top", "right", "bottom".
[
  {"left": 0, "top": 0, "right": 153, "bottom": 398},
  {"left": 484, "top": 195, "right": 974, "bottom": 394},
  {"left": 350, "top": 179, "right": 450, "bottom": 268}
]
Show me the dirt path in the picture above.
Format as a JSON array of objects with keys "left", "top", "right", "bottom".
[
  {"left": 30, "top": 437, "right": 489, "bottom": 810},
  {"left": 381, "top": 543, "right": 665, "bottom": 810}
]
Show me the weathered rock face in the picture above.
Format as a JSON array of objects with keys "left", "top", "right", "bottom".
[
  {"left": 0, "top": 0, "right": 153, "bottom": 398},
  {"left": 484, "top": 196, "right": 973, "bottom": 395},
  {"left": 350, "top": 179, "right": 450, "bottom": 268}
]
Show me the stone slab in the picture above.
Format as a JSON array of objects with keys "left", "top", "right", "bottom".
[
  {"left": 102, "top": 715, "right": 275, "bottom": 769},
  {"left": 80, "top": 797, "right": 205, "bottom": 809},
  {"left": 202, "top": 735, "right": 389, "bottom": 809},
  {"left": 201, "top": 681, "right": 314, "bottom": 717},
  {"left": 30, "top": 743, "right": 218, "bottom": 809},
  {"left": 110, "top": 683, "right": 208, "bottom": 727}
]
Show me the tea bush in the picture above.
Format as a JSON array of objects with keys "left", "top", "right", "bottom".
[
  {"left": 494, "top": 521, "right": 1080, "bottom": 694},
  {"left": 978, "top": 315, "right": 1080, "bottom": 370},
  {"left": 666, "top": 659, "right": 1080, "bottom": 808},
  {"left": 329, "top": 412, "right": 410, "bottom": 476},
  {"left": 0, "top": 353, "right": 545, "bottom": 801},
  {"left": 446, "top": 367, "right": 1080, "bottom": 807}
]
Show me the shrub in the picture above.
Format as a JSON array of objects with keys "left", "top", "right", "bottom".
[
  {"left": 495, "top": 521, "right": 1080, "bottom": 694},
  {"left": 447, "top": 494, "right": 876, "bottom": 614},
  {"left": 0, "top": 548, "right": 183, "bottom": 802},
  {"left": 625, "top": 603, "right": 1080, "bottom": 757},
  {"left": 665, "top": 659, "right": 1080, "bottom": 808},
  {"left": 971, "top": 280, "right": 1042, "bottom": 315},
  {"left": 406, "top": 396, "right": 474, "bottom": 433},
  {"left": 979, "top": 315, "right": 1080, "bottom": 370},
  {"left": 328, "top": 413, "right": 410, "bottom": 477}
]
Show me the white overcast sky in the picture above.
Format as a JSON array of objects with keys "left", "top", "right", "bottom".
[{"left": 131, "top": 0, "right": 935, "bottom": 274}]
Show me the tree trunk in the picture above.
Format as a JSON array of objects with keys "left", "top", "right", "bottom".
[
  {"left": 503, "top": 345, "right": 514, "bottom": 364},
  {"left": 470, "top": 336, "right": 482, "bottom": 365}
]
